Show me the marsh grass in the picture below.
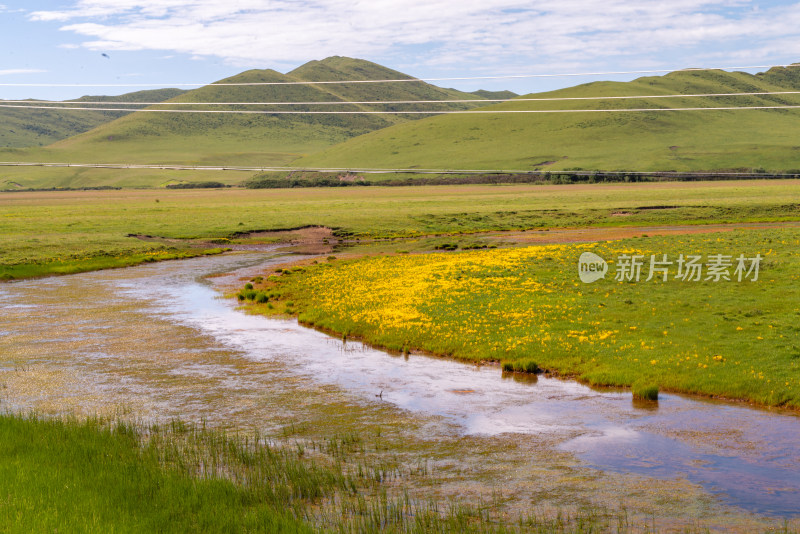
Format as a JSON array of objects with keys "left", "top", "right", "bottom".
[
  {"left": 0, "top": 414, "right": 317, "bottom": 533},
  {"left": 0, "top": 248, "right": 225, "bottom": 281},
  {"left": 0, "top": 413, "right": 669, "bottom": 533},
  {"left": 503, "top": 359, "right": 540, "bottom": 374},
  {"left": 632, "top": 384, "right": 659, "bottom": 401}
]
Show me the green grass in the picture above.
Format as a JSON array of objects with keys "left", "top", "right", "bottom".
[
  {"left": 0, "top": 165, "right": 256, "bottom": 190},
  {"left": 0, "top": 413, "right": 644, "bottom": 533},
  {"left": 0, "top": 248, "right": 226, "bottom": 281},
  {"left": 3, "top": 181, "right": 800, "bottom": 280},
  {"left": 632, "top": 383, "right": 659, "bottom": 401},
  {"left": 0, "top": 107, "right": 120, "bottom": 150},
  {"left": 0, "top": 57, "right": 488, "bottom": 189},
  {"left": 13, "top": 62, "right": 800, "bottom": 189},
  {"left": 0, "top": 415, "right": 318, "bottom": 533},
  {"left": 251, "top": 227, "right": 800, "bottom": 409},
  {"left": 299, "top": 66, "right": 800, "bottom": 174},
  {"left": 0, "top": 89, "right": 186, "bottom": 149}
]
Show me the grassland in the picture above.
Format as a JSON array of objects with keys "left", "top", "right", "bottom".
[
  {"left": 0, "top": 248, "right": 226, "bottom": 281},
  {"left": 0, "top": 57, "right": 489, "bottom": 189},
  {"left": 9, "top": 63, "right": 800, "bottom": 189},
  {"left": 5, "top": 414, "right": 598, "bottom": 533},
  {"left": 243, "top": 226, "right": 800, "bottom": 409},
  {"left": 3, "top": 182, "right": 800, "bottom": 530},
  {"left": 0, "top": 89, "right": 186, "bottom": 149},
  {"left": 3, "top": 180, "right": 800, "bottom": 280},
  {"left": 0, "top": 415, "right": 316, "bottom": 532},
  {"left": 300, "top": 66, "right": 800, "bottom": 173}
]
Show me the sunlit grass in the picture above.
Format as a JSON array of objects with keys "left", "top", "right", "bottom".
[
  {"left": 0, "top": 413, "right": 653, "bottom": 533},
  {"left": 0, "top": 414, "right": 317, "bottom": 533},
  {"left": 251, "top": 227, "right": 800, "bottom": 408},
  {"left": 0, "top": 248, "right": 225, "bottom": 281},
  {"left": 3, "top": 181, "right": 800, "bottom": 280}
]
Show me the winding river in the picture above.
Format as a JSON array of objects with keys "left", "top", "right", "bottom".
[{"left": 1, "top": 251, "right": 799, "bottom": 527}]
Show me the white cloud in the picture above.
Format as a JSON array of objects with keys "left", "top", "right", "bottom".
[
  {"left": 26, "top": 1, "right": 800, "bottom": 73},
  {"left": 1, "top": 3, "right": 28, "bottom": 14},
  {"left": 0, "top": 69, "right": 47, "bottom": 76}
]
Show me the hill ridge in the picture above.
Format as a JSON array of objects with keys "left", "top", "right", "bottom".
[
  {"left": 0, "top": 88, "right": 186, "bottom": 148},
  {"left": 298, "top": 66, "right": 800, "bottom": 173},
  {"left": 6, "top": 59, "right": 800, "bottom": 189},
  {"left": 1, "top": 57, "right": 487, "bottom": 170}
]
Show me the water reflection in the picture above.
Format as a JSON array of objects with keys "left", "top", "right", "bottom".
[{"left": 1, "top": 252, "right": 799, "bottom": 518}]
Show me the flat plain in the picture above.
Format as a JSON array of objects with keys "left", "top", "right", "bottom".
[{"left": 3, "top": 179, "right": 800, "bottom": 279}]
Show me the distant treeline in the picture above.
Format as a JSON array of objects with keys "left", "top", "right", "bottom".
[
  {"left": 245, "top": 177, "right": 370, "bottom": 189},
  {"left": 0, "top": 185, "right": 122, "bottom": 192},
  {"left": 165, "top": 182, "right": 229, "bottom": 189},
  {"left": 244, "top": 170, "right": 800, "bottom": 189}
]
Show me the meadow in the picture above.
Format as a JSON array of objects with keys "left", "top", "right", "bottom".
[
  {"left": 244, "top": 227, "right": 800, "bottom": 409},
  {"left": 0, "top": 57, "right": 487, "bottom": 189},
  {"left": 0, "top": 88, "right": 186, "bottom": 150},
  {"left": 4, "top": 414, "right": 606, "bottom": 533},
  {"left": 8, "top": 64, "right": 800, "bottom": 190},
  {"left": 300, "top": 67, "right": 800, "bottom": 173},
  {"left": 3, "top": 180, "right": 800, "bottom": 531},
  {"left": 2, "top": 180, "right": 800, "bottom": 280}
]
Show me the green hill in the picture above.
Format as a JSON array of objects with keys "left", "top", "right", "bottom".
[
  {"left": 0, "top": 89, "right": 186, "bottom": 148},
  {"left": 0, "top": 57, "right": 489, "bottom": 188},
  {"left": 470, "top": 90, "right": 518, "bottom": 100},
  {"left": 7, "top": 61, "right": 800, "bottom": 189},
  {"left": 299, "top": 66, "right": 800, "bottom": 173}
]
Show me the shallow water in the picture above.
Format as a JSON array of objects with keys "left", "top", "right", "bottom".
[{"left": 1, "top": 252, "right": 799, "bottom": 522}]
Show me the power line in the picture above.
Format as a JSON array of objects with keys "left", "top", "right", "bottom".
[
  {"left": 3, "top": 90, "right": 800, "bottom": 107},
  {"left": 3, "top": 103, "right": 800, "bottom": 114},
  {"left": 0, "top": 63, "right": 797, "bottom": 88}
]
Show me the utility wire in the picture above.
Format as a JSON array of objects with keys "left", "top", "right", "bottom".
[
  {"left": 4, "top": 90, "right": 800, "bottom": 107},
  {"left": 0, "top": 63, "right": 798, "bottom": 87},
  {"left": 3, "top": 103, "right": 800, "bottom": 114}
]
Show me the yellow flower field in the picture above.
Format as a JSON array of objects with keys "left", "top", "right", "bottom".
[{"left": 247, "top": 228, "right": 800, "bottom": 408}]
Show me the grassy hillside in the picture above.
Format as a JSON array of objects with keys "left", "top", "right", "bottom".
[
  {"left": 8, "top": 61, "right": 800, "bottom": 189},
  {"left": 300, "top": 66, "right": 800, "bottom": 173},
  {"left": 0, "top": 89, "right": 185, "bottom": 149},
  {"left": 0, "top": 57, "right": 488, "bottom": 188},
  {"left": 470, "top": 89, "right": 518, "bottom": 100}
]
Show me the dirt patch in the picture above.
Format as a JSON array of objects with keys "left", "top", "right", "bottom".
[
  {"left": 239, "top": 226, "right": 335, "bottom": 244},
  {"left": 337, "top": 173, "right": 365, "bottom": 183},
  {"left": 237, "top": 226, "right": 338, "bottom": 255},
  {"left": 129, "top": 226, "right": 340, "bottom": 254},
  {"left": 127, "top": 234, "right": 190, "bottom": 245}
]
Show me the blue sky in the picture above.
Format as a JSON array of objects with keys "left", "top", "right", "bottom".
[{"left": 3, "top": 1, "right": 800, "bottom": 100}]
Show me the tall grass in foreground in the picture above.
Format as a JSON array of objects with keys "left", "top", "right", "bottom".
[
  {"left": 0, "top": 414, "right": 316, "bottom": 533},
  {"left": 0, "top": 413, "right": 658, "bottom": 533}
]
